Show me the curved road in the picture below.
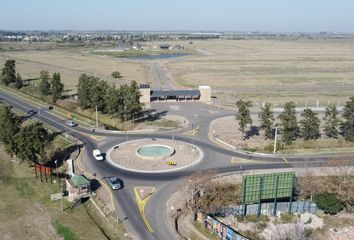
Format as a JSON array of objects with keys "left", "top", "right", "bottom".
[{"left": 1, "top": 90, "right": 352, "bottom": 240}]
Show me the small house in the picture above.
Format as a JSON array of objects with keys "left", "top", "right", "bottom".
[
  {"left": 66, "top": 175, "right": 91, "bottom": 201},
  {"left": 159, "top": 44, "right": 173, "bottom": 50}
]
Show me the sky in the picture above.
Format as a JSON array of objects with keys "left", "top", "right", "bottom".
[{"left": 1, "top": 0, "right": 354, "bottom": 32}]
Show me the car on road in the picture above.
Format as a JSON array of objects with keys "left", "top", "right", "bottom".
[
  {"left": 66, "top": 120, "right": 77, "bottom": 127},
  {"left": 93, "top": 149, "right": 104, "bottom": 161},
  {"left": 106, "top": 176, "right": 122, "bottom": 190},
  {"left": 27, "top": 109, "right": 37, "bottom": 116}
]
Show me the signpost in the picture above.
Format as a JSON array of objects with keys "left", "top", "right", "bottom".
[{"left": 241, "top": 172, "right": 296, "bottom": 216}]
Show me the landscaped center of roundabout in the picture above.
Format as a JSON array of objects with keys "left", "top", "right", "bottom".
[{"left": 107, "top": 138, "right": 203, "bottom": 173}]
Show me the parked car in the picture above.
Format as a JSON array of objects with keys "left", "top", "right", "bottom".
[
  {"left": 106, "top": 176, "right": 122, "bottom": 190},
  {"left": 66, "top": 120, "right": 77, "bottom": 127},
  {"left": 93, "top": 149, "right": 104, "bottom": 161}
]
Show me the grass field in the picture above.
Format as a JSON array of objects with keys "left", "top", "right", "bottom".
[
  {"left": 0, "top": 147, "right": 108, "bottom": 240},
  {"left": 0, "top": 45, "right": 150, "bottom": 89},
  {"left": 165, "top": 39, "right": 354, "bottom": 105}
]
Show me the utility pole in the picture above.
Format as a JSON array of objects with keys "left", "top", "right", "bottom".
[
  {"left": 124, "top": 106, "right": 127, "bottom": 142},
  {"left": 61, "top": 177, "right": 64, "bottom": 211},
  {"left": 95, "top": 106, "right": 99, "bottom": 128},
  {"left": 273, "top": 126, "right": 278, "bottom": 154}
]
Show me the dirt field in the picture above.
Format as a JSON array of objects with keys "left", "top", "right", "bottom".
[
  {"left": 164, "top": 39, "right": 354, "bottom": 105},
  {"left": 0, "top": 46, "right": 150, "bottom": 89},
  {"left": 210, "top": 115, "right": 354, "bottom": 154}
]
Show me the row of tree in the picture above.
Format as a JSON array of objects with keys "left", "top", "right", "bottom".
[
  {"left": 38, "top": 70, "right": 64, "bottom": 103},
  {"left": 0, "top": 105, "right": 52, "bottom": 164},
  {"left": 1, "top": 60, "right": 65, "bottom": 103},
  {"left": 1, "top": 59, "right": 23, "bottom": 89},
  {"left": 236, "top": 97, "right": 354, "bottom": 144},
  {"left": 77, "top": 74, "right": 142, "bottom": 121}
]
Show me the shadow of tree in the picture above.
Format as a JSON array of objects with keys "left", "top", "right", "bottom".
[
  {"left": 90, "top": 179, "right": 101, "bottom": 191},
  {"left": 245, "top": 126, "right": 260, "bottom": 139}
]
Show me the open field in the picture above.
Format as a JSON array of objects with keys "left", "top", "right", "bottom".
[
  {"left": 0, "top": 144, "right": 129, "bottom": 240},
  {"left": 164, "top": 39, "right": 354, "bottom": 105},
  {"left": 0, "top": 45, "right": 151, "bottom": 89}
]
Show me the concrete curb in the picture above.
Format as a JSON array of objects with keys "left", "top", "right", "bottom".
[{"left": 105, "top": 138, "right": 204, "bottom": 173}]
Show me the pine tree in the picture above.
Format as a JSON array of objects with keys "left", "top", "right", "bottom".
[
  {"left": 323, "top": 105, "right": 339, "bottom": 138},
  {"left": 300, "top": 108, "right": 320, "bottom": 140},
  {"left": 38, "top": 70, "right": 51, "bottom": 96},
  {"left": 278, "top": 101, "right": 298, "bottom": 145},
  {"left": 342, "top": 97, "right": 354, "bottom": 142},
  {"left": 258, "top": 103, "right": 274, "bottom": 139},
  {"left": 0, "top": 105, "right": 20, "bottom": 155},
  {"left": 235, "top": 100, "right": 253, "bottom": 139},
  {"left": 14, "top": 122, "right": 51, "bottom": 163},
  {"left": 14, "top": 73, "right": 23, "bottom": 89},
  {"left": 51, "top": 72, "right": 64, "bottom": 103},
  {"left": 77, "top": 74, "right": 96, "bottom": 109},
  {"left": 1, "top": 59, "right": 16, "bottom": 85}
]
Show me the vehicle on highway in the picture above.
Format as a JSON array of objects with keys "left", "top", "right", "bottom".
[
  {"left": 66, "top": 120, "right": 77, "bottom": 127},
  {"left": 93, "top": 149, "right": 104, "bottom": 161},
  {"left": 27, "top": 109, "right": 37, "bottom": 116},
  {"left": 106, "top": 176, "right": 122, "bottom": 190}
]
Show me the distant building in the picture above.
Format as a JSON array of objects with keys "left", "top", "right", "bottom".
[
  {"left": 139, "top": 84, "right": 211, "bottom": 104},
  {"left": 159, "top": 44, "right": 173, "bottom": 50}
]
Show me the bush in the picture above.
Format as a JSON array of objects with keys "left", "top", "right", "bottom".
[
  {"left": 111, "top": 71, "right": 122, "bottom": 79},
  {"left": 314, "top": 193, "right": 344, "bottom": 215},
  {"left": 280, "top": 212, "right": 295, "bottom": 223}
]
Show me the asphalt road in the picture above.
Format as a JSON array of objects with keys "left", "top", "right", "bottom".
[{"left": 1, "top": 89, "right": 353, "bottom": 240}]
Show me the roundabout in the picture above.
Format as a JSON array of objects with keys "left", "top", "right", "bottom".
[{"left": 106, "top": 138, "right": 204, "bottom": 173}]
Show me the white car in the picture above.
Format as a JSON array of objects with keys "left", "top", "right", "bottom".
[
  {"left": 93, "top": 149, "right": 104, "bottom": 161},
  {"left": 66, "top": 120, "right": 77, "bottom": 127}
]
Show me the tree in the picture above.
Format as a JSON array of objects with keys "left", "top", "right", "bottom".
[
  {"left": 258, "top": 103, "right": 274, "bottom": 139},
  {"left": 323, "top": 105, "right": 340, "bottom": 138},
  {"left": 297, "top": 169, "right": 321, "bottom": 201},
  {"left": 77, "top": 74, "right": 96, "bottom": 109},
  {"left": 341, "top": 97, "right": 354, "bottom": 142},
  {"left": 299, "top": 108, "right": 320, "bottom": 140},
  {"left": 14, "top": 73, "right": 23, "bottom": 89},
  {"left": 322, "top": 159, "right": 354, "bottom": 209},
  {"left": 0, "top": 105, "right": 20, "bottom": 155},
  {"left": 120, "top": 81, "right": 142, "bottom": 121},
  {"left": 235, "top": 100, "right": 252, "bottom": 139},
  {"left": 278, "top": 102, "right": 298, "bottom": 145},
  {"left": 1, "top": 59, "right": 16, "bottom": 85},
  {"left": 105, "top": 85, "right": 123, "bottom": 116},
  {"left": 38, "top": 70, "right": 51, "bottom": 96},
  {"left": 91, "top": 79, "right": 109, "bottom": 112},
  {"left": 314, "top": 193, "right": 344, "bottom": 215},
  {"left": 111, "top": 71, "right": 122, "bottom": 79},
  {"left": 13, "top": 122, "right": 51, "bottom": 163},
  {"left": 51, "top": 72, "right": 64, "bottom": 103}
]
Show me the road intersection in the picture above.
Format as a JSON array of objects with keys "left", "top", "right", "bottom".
[{"left": 1, "top": 90, "right": 352, "bottom": 240}]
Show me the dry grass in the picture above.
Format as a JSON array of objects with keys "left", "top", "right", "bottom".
[
  {"left": 0, "top": 49, "right": 150, "bottom": 89},
  {"left": 165, "top": 39, "right": 354, "bottom": 104},
  {"left": 0, "top": 146, "right": 126, "bottom": 240}
]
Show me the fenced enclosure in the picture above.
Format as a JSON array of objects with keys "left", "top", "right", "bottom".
[{"left": 222, "top": 201, "right": 318, "bottom": 217}]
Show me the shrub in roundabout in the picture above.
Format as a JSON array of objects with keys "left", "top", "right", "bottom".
[{"left": 314, "top": 193, "right": 344, "bottom": 215}]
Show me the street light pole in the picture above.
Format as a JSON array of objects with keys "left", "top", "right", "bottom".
[
  {"left": 124, "top": 106, "right": 127, "bottom": 142},
  {"left": 95, "top": 106, "right": 99, "bottom": 128},
  {"left": 273, "top": 126, "right": 278, "bottom": 154},
  {"left": 55, "top": 160, "right": 58, "bottom": 180}
]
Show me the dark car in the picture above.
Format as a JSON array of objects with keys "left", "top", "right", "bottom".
[{"left": 27, "top": 109, "right": 37, "bottom": 116}]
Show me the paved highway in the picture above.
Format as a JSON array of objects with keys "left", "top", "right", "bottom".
[{"left": 1, "top": 89, "right": 352, "bottom": 240}]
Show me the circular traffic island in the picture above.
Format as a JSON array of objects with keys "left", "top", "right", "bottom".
[{"left": 107, "top": 138, "right": 203, "bottom": 173}]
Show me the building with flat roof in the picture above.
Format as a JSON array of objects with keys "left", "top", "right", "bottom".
[{"left": 139, "top": 84, "right": 211, "bottom": 104}]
